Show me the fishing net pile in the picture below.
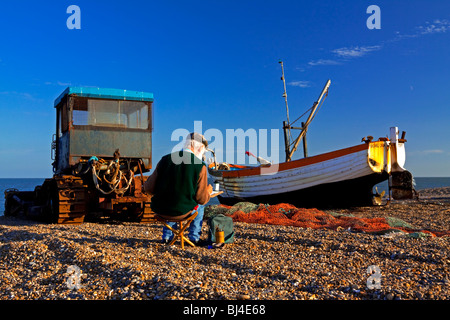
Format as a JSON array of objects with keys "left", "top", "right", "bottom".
[{"left": 205, "top": 202, "right": 450, "bottom": 238}]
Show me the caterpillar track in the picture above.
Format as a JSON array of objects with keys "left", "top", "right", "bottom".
[
  {"left": 42, "top": 176, "right": 88, "bottom": 224},
  {"left": 5, "top": 174, "right": 156, "bottom": 225}
]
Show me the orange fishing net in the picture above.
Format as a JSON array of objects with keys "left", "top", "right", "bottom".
[{"left": 210, "top": 203, "right": 450, "bottom": 237}]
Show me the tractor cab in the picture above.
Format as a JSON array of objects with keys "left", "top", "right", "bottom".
[{"left": 52, "top": 87, "right": 154, "bottom": 175}]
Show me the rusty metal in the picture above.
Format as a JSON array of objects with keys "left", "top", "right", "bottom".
[
  {"left": 390, "top": 170, "right": 415, "bottom": 200},
  {"left": 54, "top": 94, "right": 153, "bottom": 174},
  {"left": 46, "top": 176, "right": 88, "bottom": 224}
]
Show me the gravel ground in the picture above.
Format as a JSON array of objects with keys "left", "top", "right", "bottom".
[{"left": 0, "top": 188, "right": 449, "bottom": 301}]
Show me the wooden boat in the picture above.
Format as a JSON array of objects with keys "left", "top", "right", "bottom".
[{"left": 207, "top": 62, "right": 414, "bottom": 208}]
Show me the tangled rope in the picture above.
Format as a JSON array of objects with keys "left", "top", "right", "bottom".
[
  {"left": 91, "top": 164, "right": 134, "bottom": 195},
  {"left": 73, "top": 152, "right": 134, "bottom": 196}
]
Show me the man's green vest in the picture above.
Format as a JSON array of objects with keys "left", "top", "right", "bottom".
[{"left": 150, "top": 150, "right": 205, "bottom": 216}]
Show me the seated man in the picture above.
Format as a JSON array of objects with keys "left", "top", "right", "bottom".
[{"left": 143, "top": 132, "right": 212, "bottom": 245}]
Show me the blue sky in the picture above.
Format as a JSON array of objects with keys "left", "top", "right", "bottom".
[{"left": 0, "top": 0, "right": 449, "bottom": 178}]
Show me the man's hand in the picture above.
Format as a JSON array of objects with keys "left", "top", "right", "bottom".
[{"left": 207, "top": 184, "right": 213, "bottom": 194}]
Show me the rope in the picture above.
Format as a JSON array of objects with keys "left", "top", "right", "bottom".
[
  {"left": 102, "top": 161, "right": 120, "bottom": 185},
  {"left": 71, "top": 154, "right": 135, "bottom": 196},
  {"left": 89, "top": 159, "right": 133, "bottom": 196},
  {"left": 289, "top": 105, "right": 314, "bottom": 127}
]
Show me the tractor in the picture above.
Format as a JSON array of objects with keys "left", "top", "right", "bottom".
[{"left": 4, "top": 87, "right": 156, "bottom": 224}]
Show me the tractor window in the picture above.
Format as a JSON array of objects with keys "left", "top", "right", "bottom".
[
  {"left": 88, "top": 100, "right": 122, "bottom": 127},
  {"left": 121, "top": 101, "right": 149, "bottom": 129},
  {"left": 72, "top": 99, "right": 149, "bottom": 129},
  {"left": 72, "top": 98, "right": 88, "bottom": 126}
]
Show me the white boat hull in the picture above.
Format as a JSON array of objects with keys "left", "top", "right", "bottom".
[{"left": 208, "top": 128, "right": 412, "bottom": 207}]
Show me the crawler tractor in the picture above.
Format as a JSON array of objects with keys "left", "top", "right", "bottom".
[{"left": 4, "top": 87, "right": 156, "bottom": 224}]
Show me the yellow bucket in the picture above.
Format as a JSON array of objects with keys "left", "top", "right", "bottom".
[{"left": 215, "top": 230, "right": 225, "bottom": 244}]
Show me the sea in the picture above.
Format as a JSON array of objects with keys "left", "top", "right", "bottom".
[{"left": 1, "top": 177, "right": 450, "bottom": 216}]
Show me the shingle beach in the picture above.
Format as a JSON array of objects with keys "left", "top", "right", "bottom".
[{"left": 1, "top": 187, "right": 449, "bottom": 301}]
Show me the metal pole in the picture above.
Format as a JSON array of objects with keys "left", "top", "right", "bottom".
[
  {"left": 301, "top": 122, "right": 308, "bottom": 158},
  {"left": 283, "top": 121, "right": 291, "bottom": 162},
  {"left": 279, "top": 60, "right": 292, "bottom": 162},
  {"left": 279, "top": 60, "right": 290, "bottom": 125}
]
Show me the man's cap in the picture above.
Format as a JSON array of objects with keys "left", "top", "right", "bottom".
[{"left": 187, "top": 132, "right": 208, "bottom": 147}]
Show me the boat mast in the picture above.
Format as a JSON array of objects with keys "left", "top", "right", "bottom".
[
  {"left": 279, "top": 60, "right": 292, "bottom": 162},
  {"left": 279, "top": 60, "right": 331, "bottom": 162},
  {"left": 279, "top": 60, "right": 291, "bottom": 125}
]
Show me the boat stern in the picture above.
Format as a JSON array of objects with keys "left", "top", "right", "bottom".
[{"left": 367, "top": 127, "right": 414, "bottom": 200}]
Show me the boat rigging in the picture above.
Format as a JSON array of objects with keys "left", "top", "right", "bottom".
[{"left": 279, "top": 60, "right": 331, "bottom": 162}]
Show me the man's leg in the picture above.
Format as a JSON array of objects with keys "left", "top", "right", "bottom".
[
  {"left": 188, "top": 205, "right": 205, "bottom": 242},
  {"left": 162, "top": 222, "right": 177, "bottom": 242}
]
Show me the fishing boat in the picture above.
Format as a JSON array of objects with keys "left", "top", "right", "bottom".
[{"left": 207, "top": 61, "right": 414, "bottom": 208}]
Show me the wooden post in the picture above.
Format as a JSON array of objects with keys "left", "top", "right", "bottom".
[
  {"left": 301, "top": 122, "right": 308, "bottom": 158},
  {"left": 283, "top": 121, "right": 291, "bottom": 162}
]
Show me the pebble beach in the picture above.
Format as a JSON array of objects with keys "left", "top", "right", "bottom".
[{"left": 0, "top": 187, "right": 449, "bottom": 301}]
